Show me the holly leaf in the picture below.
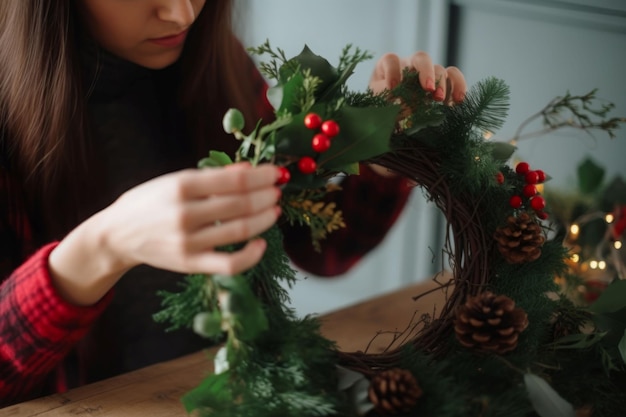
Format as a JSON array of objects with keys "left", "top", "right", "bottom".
[
  {"left": 280, "top": 45, "right": 339, "bottom": 96},
  {"left": 318, "top": 105, "right": 400, "bottom": 169},
  {"left": 577, "top": 157, "right": 605, "bottom": 195}
]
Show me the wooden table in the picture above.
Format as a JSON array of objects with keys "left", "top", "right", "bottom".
[{"left": 3, "top": 278, "right": 449, "bottom": 416}]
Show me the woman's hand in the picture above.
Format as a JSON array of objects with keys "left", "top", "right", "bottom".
[
  {"left": 368, "top": 51, "right": 467, "bottom": 179},
  {"left": 369, "top": 51, "right": 467, "bottom": 104},
  {"left": 49, "top": 162, "right": 282, "bottom": 306}
]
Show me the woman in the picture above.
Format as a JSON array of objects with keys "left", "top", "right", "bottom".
[{"left": 0, "top": 0, "right": 466, "bottom": 405}]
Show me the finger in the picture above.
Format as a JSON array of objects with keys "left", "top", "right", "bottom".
[
  {"left": 189, "top": 206, "right": 281, "bottom": 250},
  {"left": 370, "top": 53, "right": 401, "bottom": 93},
  {"left": 406, "top": 51, "right": 436, "bottom": 92},
  {"left": 432, "top": 64, "right": 448, "bottom": 102},
  {"left": 184, "top": 187, "right": 281, "bottom": 230},
  {"left": 179, "top": 164, "right": 281, "bottom": 199},
  {"left": 186, "top": 238, "right": 268, "bottom": 275},
  {"left": 445, "top": 66, "right": 467, "bottom": 103}
]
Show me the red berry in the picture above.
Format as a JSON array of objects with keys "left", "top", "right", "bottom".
[
  {"left": 525, "top": 171, "right": 539, "bottom": 184},
  {"left": 276, "top": 166, "right": 291, "bottom": 185},
  {"left": 523, "top": 184, "right": 537, "bottom": 197},
  {"left": 536, "top": 211, "right": 549, "bottom": 220},
  {"left": 509, "top": 195, "right": 523, "bottom": 209},
  {"left": 515, "top": 162, "right": 530, "bottom": 175},
  {"left": 496, "top": 172, "right": 505, "bottom": 184},
  {"left": 535, "top": 169, "right": 546, "bottom": 183},
  {"left": 321, "top": 120, "right": 340, "bottom": 137},
  {"left": 303, "top": 113, "right": 322, "bottom": 130},
  {"left": 298, "top": 156, "right": 317, "bottom": 174},
  {"left": 311, "top": 133, "right": 331, "bottom": 153},
  {"left": 530, "top": 196, "right": 546, "bottom": 211}
]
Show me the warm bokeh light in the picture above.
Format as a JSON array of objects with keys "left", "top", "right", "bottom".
[
  {"left": 615, "top": 241, "right": 623, "bottom": 250},
  {"left": 605, "top": 213, "right": 615, "bottom": 223},
  {"left": 570, "top": 224, "right": 580, "bottom": 236}
]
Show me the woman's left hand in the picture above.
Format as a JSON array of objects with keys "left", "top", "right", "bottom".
[{"left": 369, "top": 51, "right": 467, "bottom": 104}]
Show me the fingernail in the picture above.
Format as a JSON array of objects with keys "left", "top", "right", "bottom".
[
  {"left": 425, "top": 79, "right": 435, "bottom": 92},
  {"left": 434, "top": 87, "right": 445, "bottom": 101}
]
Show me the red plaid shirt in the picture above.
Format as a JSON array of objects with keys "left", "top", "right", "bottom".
[{"left": 0, "top": 53, "right": 411, "bottom": 406}]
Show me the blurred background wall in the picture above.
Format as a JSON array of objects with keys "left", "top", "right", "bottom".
[{"left": 232, "top": 0, "right": 626, "bottom": 316}]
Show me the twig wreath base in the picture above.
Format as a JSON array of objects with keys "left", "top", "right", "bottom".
[{"left": 154, "top": 43, "right": 626, "bottom": 417}]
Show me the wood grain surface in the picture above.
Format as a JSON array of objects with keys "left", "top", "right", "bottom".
[{"left": 2, "top": 277, "right": 449, "bottom": 416}]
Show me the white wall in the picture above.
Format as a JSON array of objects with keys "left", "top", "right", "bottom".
[
  {"left": 450, "top": 0, "right": 626, "bottom": 189},
  {"left": 232, "top": 0, "right": 626, "bottom": 317}
]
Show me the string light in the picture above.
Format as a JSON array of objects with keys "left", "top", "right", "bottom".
[
  {"left": 605, "top": 213, "right": 614, "bottom": 223},
  {"left": 590, "top": 260, "right": 598, "bottom": 269},
  {"left": 571, "top": 254, "right": 580, "bottom": 263},
  {"left": 615, "top": 241, "right": 623, "bottom": 250},
  {"left": 598, "top": 261, "right": 607, "bottom": 270},
  {"left": 570, "top": 224, "right": 580, "bottom": 237}
]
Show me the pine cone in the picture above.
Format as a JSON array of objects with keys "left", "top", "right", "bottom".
[
  {"left": 454, "top": 292, "right": 529, "bottom": 354},
  {"left": 368, "top": 368, "right": 423, "bottom": 416},
  {"left": 494, "top": 212, "right": 545, "bottom": 264}
]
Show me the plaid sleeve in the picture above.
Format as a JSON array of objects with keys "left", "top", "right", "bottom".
[
  {"left": 283, "top": 165, "right": 412, "bottom": 277},
  {"left": 0, "top": 243, "right": 113, "bottom": 405},
  {"left": 0, "top": 243, "right": 112, "bottom": 404}
]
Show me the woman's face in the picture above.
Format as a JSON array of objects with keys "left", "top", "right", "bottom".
[{"left": 77, "top": 0, "right": 207, "bottom": 69}]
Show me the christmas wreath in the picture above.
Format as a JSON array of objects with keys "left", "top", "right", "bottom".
[{"left": 154, "top": 41, "right": 626, "bottom": 417}]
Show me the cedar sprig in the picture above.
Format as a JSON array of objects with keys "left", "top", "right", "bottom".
[
  {"left": 336, "top": 44, "right": 373, "bottom": 74},
  {"left": 248, "top": 39, "right": 293, "bottom": 81},
  {"left": 281, "top": 184, "right": 346, "bottom": 252}
]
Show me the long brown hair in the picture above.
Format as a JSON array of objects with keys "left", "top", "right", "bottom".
[{"left": 0, "top": 0, "right": 263, "bottom": 239}]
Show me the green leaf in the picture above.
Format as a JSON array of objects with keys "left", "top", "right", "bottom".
[
  {"left": 577, "top": 157, "right": 605, "bottom": 195},
  {"left": 181, "top": 371, "right": 232, "bottom": 413},
  {"left": 280, "top": 45, "right": 339, "bottom": 95},
  {"left": 549, "top": 331, "right": 607, "bottom": 349},
  {"left": 619, "top": 330, "right": 626, "bottom": 364},
  {"left": 192, "top": 311, "right": 223, "bottom": 339},
  {"left": 318, "top": 105, "right": 400, "bottom": 169},
  {"left": 198, "top": 151, "right": 233, "bottom": 168},
  {"left": 523, "top": 373, "right": 575, "bottom": 417},
  {"left": 589, "top": 279, "right": 626, "bottom": 314},
  {"left": 222, "top": 108, "right": 245, "bottom": 133},
  {"left": 213, "top": 274, "right": 268, "bottom": 342},
  {"left": 490, "top": 141, "right": 517, "bottom": 162}
]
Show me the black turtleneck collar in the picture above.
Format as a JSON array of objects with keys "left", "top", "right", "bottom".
[{"left": 78, "top": 36, "right": 178, "bottom": 102}]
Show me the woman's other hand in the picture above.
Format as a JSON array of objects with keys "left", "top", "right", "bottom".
[{"left": 369, "top": 51, "right": 467, "bottom": 104}]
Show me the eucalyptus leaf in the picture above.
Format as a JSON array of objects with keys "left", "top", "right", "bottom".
[
  {"left": 523, "top": 373, "right": 575, "bottom": 417},
  {"left": 490, "top": 141, "right": 517, "bottom": 162},
  {"left": 181, "top": 371, "right": 232, "bottom": 413},
  {"left": 550, "top": 331, "right": 607, "bottom": 349},
  {"left": 577, "top": 157, "right": 605, "bottom": 195},
  {"left": 198, "top": 151, "right": 233, "bottom": 168},
  {"left": 617, "top": 330, "right": 626, "bottom": 365},
  {"left": 222, "top": 108, "right": 245, "bottom": 133},
  {"left": 192, "top": 311, "right": 223, "bottom": 339}
]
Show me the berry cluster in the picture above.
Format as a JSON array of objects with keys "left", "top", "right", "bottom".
[
  {"left": 507, "top": 161, "right": 549, "bottom": 220},
  {"left": 275, "top": 113, "right": 341, "bottom": 185}
]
